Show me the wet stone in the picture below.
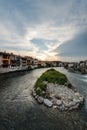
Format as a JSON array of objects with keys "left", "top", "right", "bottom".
[
  {"left": 33, "top": 82, "right": 84, "bottom": 111},
  {"left": 44, "top": 99, "right": 53, "bottom": 107},
  {"left": 37, "top": 96, "right": 44, "bottom": 104},
  {"left": 56, "top": 100, "right": 62, "bottom": 106}
]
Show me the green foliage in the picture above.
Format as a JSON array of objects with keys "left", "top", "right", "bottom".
[
  {"left": 34, "top": 69, "right": 67, "bottom": 95},
  {"left": 45, "top": 93, "right": 51, "bottom": 99},
  {"left": 35, "top": 87, "right": 42, "bottom": 96}
]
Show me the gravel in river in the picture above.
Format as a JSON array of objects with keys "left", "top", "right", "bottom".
[{"left": 0, "top": 68, "right": 87, "bottom": 130}]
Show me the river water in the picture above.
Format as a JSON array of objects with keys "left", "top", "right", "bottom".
[{"left": 0, "top": 67, "right": 87, "bottom": 130}]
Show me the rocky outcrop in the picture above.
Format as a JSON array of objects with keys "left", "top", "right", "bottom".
[{"left": 32, "top": 83, "right": 84, "bottom": 111}]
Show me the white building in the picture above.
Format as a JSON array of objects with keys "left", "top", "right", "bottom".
[
  {"left": 68, "top": 63, "right": 74, "bottom": 68},
  {"left": 79, "top": 62, "right": 85, "bottom": 68}
]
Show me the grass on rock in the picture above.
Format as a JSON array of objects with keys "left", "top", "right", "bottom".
[{"left": 34, "top": 69, "right": 67, "bottom": 95}]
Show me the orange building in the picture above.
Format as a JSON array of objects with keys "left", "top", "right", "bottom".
[{"left": 2, "top": 52, "right": 10, "bottom": 67}]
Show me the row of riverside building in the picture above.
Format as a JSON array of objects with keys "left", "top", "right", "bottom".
[
  {"left": 0, "top": 51, "right": 87, "bottom": 74},
  {"left": 0, "top": 52, "right": 46, "bottom": 73},
  {"left": 64, "top": 61, "right": 87, "bottom": 74},
  {"left": 0, "top": 51, "right": 65, "bottom": 73}
]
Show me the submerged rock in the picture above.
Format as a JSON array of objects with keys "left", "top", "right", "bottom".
[{"left": 32, "top": 90, "right": 36, "bottom": 97}]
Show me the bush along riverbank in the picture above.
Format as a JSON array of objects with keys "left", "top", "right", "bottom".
[{"left": 32, "top": 69, "right": 84, "bottom": 111}]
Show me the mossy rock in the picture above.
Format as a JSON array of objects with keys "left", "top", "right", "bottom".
[{"left": 34, "top": 69, "right": 67, "bottom": 95}]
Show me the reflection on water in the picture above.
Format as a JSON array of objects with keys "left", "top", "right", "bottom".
[{"left": 0, "top": 68, "right": 87, "bottom": 130}]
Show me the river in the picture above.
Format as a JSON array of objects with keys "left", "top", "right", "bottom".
[{"left": 0, "top": 67, "right": 87, "bottom": 130}]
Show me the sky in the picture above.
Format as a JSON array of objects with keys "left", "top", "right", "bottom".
[{"left": 0, "top": 0, "right": 87, "bottom": 61}]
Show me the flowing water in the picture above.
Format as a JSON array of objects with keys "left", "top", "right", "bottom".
[{"left": 0, "top": 68, "right": 87, "bottom": 130}]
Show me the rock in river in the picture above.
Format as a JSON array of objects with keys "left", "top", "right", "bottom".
[
  {"left": 37, "top": 96, "right": 44, "bottom": 104},
  {"left": 44, "top": 99, "right": 53, "bottom": 107}
]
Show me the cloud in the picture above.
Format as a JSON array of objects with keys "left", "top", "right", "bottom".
[
  {"left": 0, "top": 0, "right": 87, "bottom": 60},
  {"left": 0, "top": 0, "right": 87, "bottom": 30},
  {"left": 30, "top": 38, "right": 48, "bottom": 51},
  {"left": 54, "top": 29, "right": 87, "bottom": 61},
  {"left": 30, "top": 38, "right": 58, "bottom": 51}
]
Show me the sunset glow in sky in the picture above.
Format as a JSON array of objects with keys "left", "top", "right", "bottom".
[{"left": 0, "top": 0, "right": 87, "bottom": 61}]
